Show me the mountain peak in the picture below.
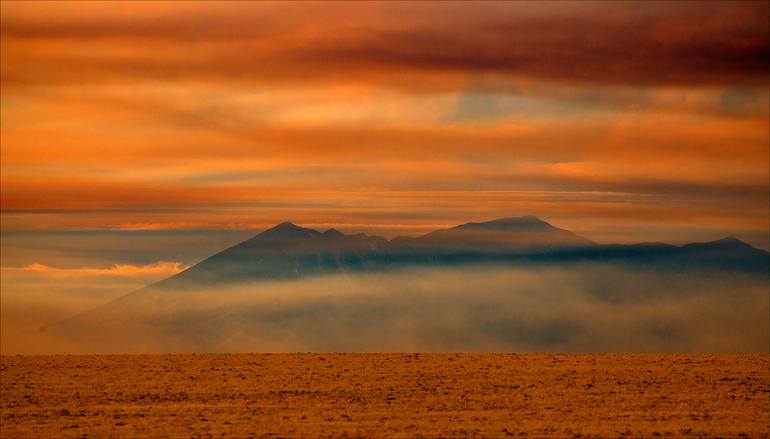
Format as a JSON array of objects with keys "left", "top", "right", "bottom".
[
  {"left": 686, "top": 236, "right": 752, "bottom": 249},
  {"left": 409, "top": 215, "right": 595, "bottom": 249},
  {"left": 492, "top": 215, "right": 548, "bottom": 224},
  {"left": 713, "top": 237, "right": 743, "bottom": 244},
  {"left": 322, "top": 228, "right": 344, "bottom": 238},
  {"left": 272, "top": 221, "right": 304, "bottom": 231},
  {"left": 455, "top": 216, "right": 553, "bottom": 231},
  {"left": 258, "top": 222, "right": 320, "bottom": 239}
]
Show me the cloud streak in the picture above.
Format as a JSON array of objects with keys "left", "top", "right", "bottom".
[{"left": 2, "top": 261, "right": 188, "bottom": 278}]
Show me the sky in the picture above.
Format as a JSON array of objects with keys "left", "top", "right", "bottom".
[{"left": 1, "top": 1, "right": 769, "bottom": 253}]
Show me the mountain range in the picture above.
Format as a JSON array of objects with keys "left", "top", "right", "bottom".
[{"left": 154, "top": 216, "right": 768, "bottom": 290}]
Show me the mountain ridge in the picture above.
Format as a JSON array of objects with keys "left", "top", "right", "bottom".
[
  {"left": 234, "top": 217, "right": 761, "bottom": 252},
  {"left": 147, "top": 216, "right": 767, "bottom": 290}
]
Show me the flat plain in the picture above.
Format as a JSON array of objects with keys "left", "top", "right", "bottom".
[{"left": 1, "top": 353, "right": 768, "bottom": 438}]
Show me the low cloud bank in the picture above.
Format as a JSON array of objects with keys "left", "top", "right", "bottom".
[
  {"left": 3, "top": 263, "right": 765, "bottom": 354},
  {"left": 2, "top": 261, "right": 188, "bottom": 278}
]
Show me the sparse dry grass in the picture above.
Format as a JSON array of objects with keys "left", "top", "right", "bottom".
[{"left": 1, "top": 353, "right": 768, "bottom": 438}]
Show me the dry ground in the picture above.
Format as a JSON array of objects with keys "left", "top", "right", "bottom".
[{"left": 1, "top": 353, "right": 768, "bottom": 438}]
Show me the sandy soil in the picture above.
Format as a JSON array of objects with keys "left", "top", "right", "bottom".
[{"left": 1, "top": 353, "right": 768, "bottom": 438}]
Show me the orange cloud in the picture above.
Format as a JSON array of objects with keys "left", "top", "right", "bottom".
[
  {"left": 0, "top": 1, "right": 767, "bottom": 249},
  {"left": 2, "top": 261, "right": 188, "bottom": 278}
]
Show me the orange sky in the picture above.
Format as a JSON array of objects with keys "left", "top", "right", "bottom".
[{"left": 1, "top": 1, "right": 768, "bottom": 247}]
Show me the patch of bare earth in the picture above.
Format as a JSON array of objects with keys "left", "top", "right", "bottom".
[{"left": 1, "top": 354, "right": 768, "bottom": 438}]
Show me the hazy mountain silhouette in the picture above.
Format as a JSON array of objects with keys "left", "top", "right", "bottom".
[
  {"left": 45, "top": 216, "right": 769, "bottom": 353},
  {"left": 151, "top": 216, "right": 768, "bottom": 290}
]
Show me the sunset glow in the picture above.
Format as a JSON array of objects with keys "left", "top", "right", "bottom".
[
  {"left": 1, "top": 5, "right": 769, "bottom": 436},
  {"left": 1, "top": 0, "right": 768, "bottom": 247}
]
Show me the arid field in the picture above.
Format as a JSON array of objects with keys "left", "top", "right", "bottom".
[{"left": 1, "top": 353, "right": 768, "bottom": 438}]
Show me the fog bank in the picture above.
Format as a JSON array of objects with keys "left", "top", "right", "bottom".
[{"left": 4, "top": 264, "right": 766, "bottom": 354}]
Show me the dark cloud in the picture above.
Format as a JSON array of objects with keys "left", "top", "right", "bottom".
[{"left": 2, "top": 1, "right": 767, "bottom": 88}]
